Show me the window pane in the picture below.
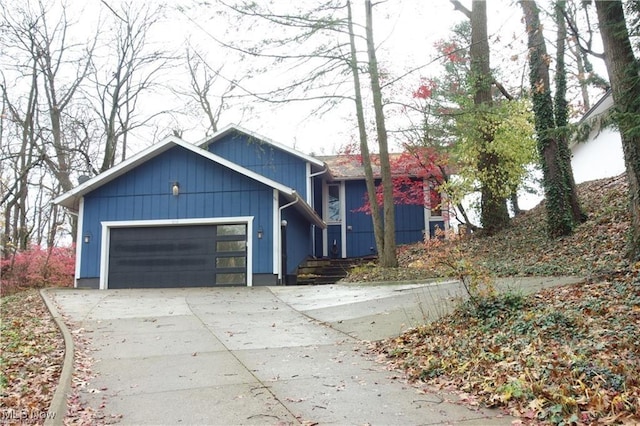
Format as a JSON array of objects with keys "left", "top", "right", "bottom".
[
  {"left": 217, "top": 273, "right": 245, "bottom": 285},
  {"left": 430, "top": 187, "right": 442, "bottom": 216},
  {"left": 216, "top": 256, "right": 246, "bottom": 268},
  {"left": 328, "top": 185, "right": 340, "bottom": 222},
  {"left": 217, "top": 241, "right": 246, "bottom": 252},
  {"left": 217, "top": 225, "right": 246, "bottom": 236}
]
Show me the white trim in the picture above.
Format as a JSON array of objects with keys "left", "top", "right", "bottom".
[
  {"left": 272, "top": 189, "right": 279, "bottom": 274},
  {"left": 100, "top": 224, "right": 109, "bottom": 290},
  {"left": 423, "top": 178, "right": 430, "bottom": 237},
  {"left": 245, "top": 218, "right": 254, "bottom": 287},
  {"left": 322, "top": 182, "right": 329, "bottom": 257},
  {"left": 306, "top": 162, "right": 311, "bottom": 204},
  {"left": 339, "top": 182, "right": 347, "bottom": 258},
  {"left": 99, "top": 217, "right": 254, "bottom": 289},
  {"left": 322, "top": 180, "right": 346, "bottom": 257},
  {"left": 74, "top": 198, "right": 84, "bottom": 288}
]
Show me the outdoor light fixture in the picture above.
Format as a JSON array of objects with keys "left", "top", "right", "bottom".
[
  {"left": 257, "top": 227, "right": 263, "bottom": 239},
  {"left": 281, "top": 220, "right": 288, "bottom": 227},
  {"left": 83, "top": 234, "right": 91, "bottom": 244},
  {"left": 172, "top": 182, "right": 179, "bottom": 196}
]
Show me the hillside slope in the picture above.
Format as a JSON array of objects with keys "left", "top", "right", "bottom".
[
  {"left": 347, "top": 174, "right": 632, "bottom": 282},
  {"left": 462, "top": 174, "right": 631, "bottom": 277},
  {"left": 369, "top": 174, "right": 639, "bottom": 424}
]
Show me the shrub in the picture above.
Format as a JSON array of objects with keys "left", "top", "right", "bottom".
[{"left": 1, "top": 245, "right": 75, "bottom": 296}]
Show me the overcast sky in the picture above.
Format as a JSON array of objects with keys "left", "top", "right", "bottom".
[{"left": 49, "top": 0, "right": 606, "bottom": 158}]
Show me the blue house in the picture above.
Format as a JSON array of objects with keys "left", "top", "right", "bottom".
[{"left": 54, "top": 125, "right": 447, "bottom": 289}]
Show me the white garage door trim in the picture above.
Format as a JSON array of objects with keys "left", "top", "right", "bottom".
[{"left": 100, "top": 217, "right": 254, "bottom": 289}]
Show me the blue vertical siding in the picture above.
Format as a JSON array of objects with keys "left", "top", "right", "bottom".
[
  {"left": 80, "top": 146, "right": 275, "bottom": 279},
  {"left": 344, "top": 180, "right": 376, "bottom": 257},
  {"left": 395, "top": 203, "right": 426, "bottom": 244},
  {"left": 281, "top": 204, "right": 313, "bottom": 275},
  {"left": 342, "top": 179, "right": 426, "bottom": 257},
  {"left": 206, "top": 132, "right": 308, "bottom": 199}
]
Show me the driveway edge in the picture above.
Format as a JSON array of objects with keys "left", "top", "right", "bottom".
[{"left": 39, "top": 289, "right": 73, "bottom": 426}]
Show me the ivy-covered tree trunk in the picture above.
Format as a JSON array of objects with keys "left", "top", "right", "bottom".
[
  {"left": 595, "top": 1, "right": 640, "bottom": 261},
  {"left": 470, "top": 0, "right": 509, "bottom": 234},
  {"left": 554, "top": 0, "right": 585, "bottom": 225},
  {"left": 521, "top": 0, "right": 583, "bottom": 238}
]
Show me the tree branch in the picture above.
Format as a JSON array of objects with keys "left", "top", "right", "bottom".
[{"left": 450, "top": 0, "right": 471, "bottom": 19}]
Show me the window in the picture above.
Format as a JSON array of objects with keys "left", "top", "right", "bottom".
[
  {"left": 327, "top": 184, "right": 341, "bottom": 222},
  {"left": 429, "top": 186, "right": 442, "bottom": 216}
]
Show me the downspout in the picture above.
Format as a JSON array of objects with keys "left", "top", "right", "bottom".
[
  {"left": 278, "top": 197, "right": 299, "bottom": 284},
  {"left": 308, "top": 164, "right": 328, "bottom": 258}
]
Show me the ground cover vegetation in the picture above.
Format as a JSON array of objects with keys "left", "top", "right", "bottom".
[
  {"left": 353, "top": 174, "right": 639, "bottom": 424},
  {"left": 0, "top": 290, "right": 64, "bottom": 424}
]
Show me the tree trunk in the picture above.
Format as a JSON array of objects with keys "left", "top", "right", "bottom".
[
  {"left": 554, "top": 1, "right": 585, "bottom": 225},
  {"left": 346, "top": 0, "right": 385, "bottom": 259},
  {"left": 365, "top": 0, "right": 397, "bottom": 267},
  {"left": 471, "top": 0, "right": 509, "bottom": 234},
  {"left": 595, "top": 1, "right": 640, "bottom": 261},
  {"left": 521, "top": 0, "right": 582, "bottom": 238}
]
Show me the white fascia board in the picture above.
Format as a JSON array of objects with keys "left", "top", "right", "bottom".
[
  {"left": 74, "top": 197, "right": 84, "bottom": 287},
  {"left": 273, "top": 189, "right": 279, "bottom": 275}
]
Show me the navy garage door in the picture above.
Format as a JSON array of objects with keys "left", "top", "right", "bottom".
[{"left": 108, "top": 224, "right": 247, "bottom": 288}]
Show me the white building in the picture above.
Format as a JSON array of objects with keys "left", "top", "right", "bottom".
[{"left": 570, "top": 90, "right": 626, "bottom": 184}]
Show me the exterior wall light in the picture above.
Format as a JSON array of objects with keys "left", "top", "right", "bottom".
[
  {"left": 257, "top": 227, "right": 263, "bottom": 239},
  {"left": 83, "top": 234, "right": 91, "bottom": 244},
  {"left": 172, "top": 182, "right": 179, "bottom": 196}
]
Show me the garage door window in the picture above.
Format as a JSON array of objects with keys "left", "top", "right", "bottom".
[{"left": 214, "top": 224, "right": 246, "bottom": 286}]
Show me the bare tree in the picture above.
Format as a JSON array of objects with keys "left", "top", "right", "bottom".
[
  {"left": 364, "top": 0, "right": 397, "bottom": 266},
  {"left": 196, "top": 0, "right": 402, "bottom": 265},
  {"left": 1, "top": 0, "right": 97, "bottom": 246},
  {"left": 93, "top": 1, "right": 170, "bottom": 172},
  {"left": 183, "top": 46, "right": 237, "bottom": 136},
  {"left": 0, "top": 69, "right": 41, "bottom": 253}
]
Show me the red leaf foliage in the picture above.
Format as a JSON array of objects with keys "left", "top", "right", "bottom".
[
  {"left": 353, "top": 148, "right": 449, "bottom": 218},
  {"left": 1, "top": 246, "right": 75, "bottom": 296},
  {"left": 412, "top": 78, "right": 437, "bottom": 99}
]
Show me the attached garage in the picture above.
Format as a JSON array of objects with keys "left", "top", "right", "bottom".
[
  {"left": 103, "top": 220, "right": 251, "bottom": 289},
  {"left": 53, "top": 132, "right": 325, "bottom": 290}
]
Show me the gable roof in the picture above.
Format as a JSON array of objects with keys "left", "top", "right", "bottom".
[
  {"left": 571, "top": 90, "right": 614, "bottom": 150},
  {"left": 318, "top": 153, "right": 446, "bottom": 181},
  {"left": 580, "top": 90, "right": 613, "bottom": 124},
  {"left": 53, "top": 135, "right": 325, "bottom": 228},
  {"left": 200, "top": 124, "right": 327, "bottom": 172}
]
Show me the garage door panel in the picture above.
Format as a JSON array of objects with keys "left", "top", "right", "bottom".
[
  {"left": 108, "top": 224, "right": 247, "bottom": 288},
  {"left": 108, "top": 271, "right": 217, "bottom": 288}
]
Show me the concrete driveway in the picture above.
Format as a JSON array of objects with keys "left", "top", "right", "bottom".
[{"left": 47, "top": 277, "right": 581, "bottom": 425}]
